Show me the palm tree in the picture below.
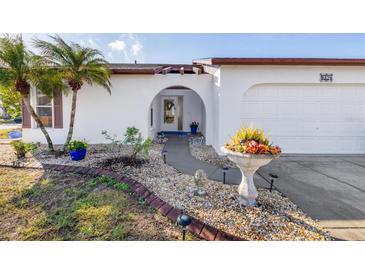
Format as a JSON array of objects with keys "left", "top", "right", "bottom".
[
  {"left": 0, "top": 35, "right": 66, "bottom": 152},
  {"left": 33, "top": 35, "right": 111, "bottom": 151}
]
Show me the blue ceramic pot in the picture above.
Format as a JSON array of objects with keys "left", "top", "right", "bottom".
[
  {"left": 69, "top": 148, "right": 87, "bottom": 161},
  {"left": 190, "top": 126, "right": 198, "bottom": 135},
  {"left": 8, "top": 130, "right": 22, "bottom": 139}
]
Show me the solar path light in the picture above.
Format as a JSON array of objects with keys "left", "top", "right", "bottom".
[{"left": 177, "top": 214, "right": 192, "bottom": 241}]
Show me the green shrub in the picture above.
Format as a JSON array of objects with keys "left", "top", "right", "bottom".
[
  {"left": 66, "top": 140, "right": 88, "bottom": 151},
  {"left": 102, "top": 126, "right": 152, "bottom": 161},
  {"left": 123, "top": 127, "right": 152, "bottom": 161},
  {"left": 10, "top": 140, "right": 37, "bottom": 159}
]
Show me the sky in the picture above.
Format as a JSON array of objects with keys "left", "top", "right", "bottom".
[{"left": 21, "top": 33, "right": 365, "bottom": 64}]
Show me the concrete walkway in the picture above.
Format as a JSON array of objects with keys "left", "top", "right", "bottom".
[{"left": 164, "top": 136, "right": 270, "bottom": 189}]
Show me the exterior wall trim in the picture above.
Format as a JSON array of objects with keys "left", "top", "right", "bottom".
[{"left": 193, "top": 57, "right": 365, "bottom": 66}]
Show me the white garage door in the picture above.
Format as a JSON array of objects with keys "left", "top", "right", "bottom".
[{"left": 241, "top": 84, "right": 365, "bottom": 154}]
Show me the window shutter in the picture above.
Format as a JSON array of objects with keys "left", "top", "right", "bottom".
[
  {"left": 53, "top": 90, "right": 63, "bottom": 128},
  {"left": 22, "top": 97, "right": 31, "bottom": 128}
]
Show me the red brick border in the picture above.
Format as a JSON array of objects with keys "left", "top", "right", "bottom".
[{"left": 1, "top": 163, "right": 246, "bottom": 241}]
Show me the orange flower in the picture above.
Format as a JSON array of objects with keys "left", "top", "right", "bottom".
[
  {"left": 245, "top": 140, "right": 259, "bottom": 154},
  {"left": 269, "top": 146, "right": 282, "bottom": 156},
  {"left": 257, "top": 143, "right": 270, "bottom": 154}
]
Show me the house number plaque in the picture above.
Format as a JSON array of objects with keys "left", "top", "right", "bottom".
[{"left": 320, "top": 73, "right": 333, "bottom": 82}]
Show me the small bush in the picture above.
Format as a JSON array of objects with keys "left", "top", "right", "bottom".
[
  {"left": 67, "top": 140, "right": 88, "bottom": 151},
  {"left": 102, "top": 126, "right": 152, "bottom": 161},
  {"left": 10, "top": 140, "right": 37, "bottom": 159},
  {"left": 124, "top": 127, "right": 152, "bottom": 161}
]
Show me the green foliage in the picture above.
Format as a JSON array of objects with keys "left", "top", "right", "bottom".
[
  {"left": 102, "top": 126, "right": 152, "bottom": 161},
  {"left": 124, "top": 126, "right": 152, "bottom": 160},
  {"left": 0, "top": 35, "right": 67, "bottom": 97},
  {"left": 101, "top": 130, "right": 123, "bottom": 153},
  {"left": 10, "top": 140, "right": 37, "bottom": 158},
  {"left": 33, "top": 35, "right": 112, "bottom": 94},
  {"left": 88, "top": 176, "right": 130, "bottom": 192},
  {"left": 231, "top": 127, "right": 269, "bottom": 145},
  {"left": 33, "top": 35, "right": 112, "bottom": 150},
  {"left": 225, "top": 126, "right": 281, "bottom": 155},
  {"left": 0, "top": 87, "right": 21, "bottom": 119},
  {"left": 66, "top": 140, "right": 88, "bottom": 151},
  {"left": 0, "top": 35, "right": 68, "bottom": 152}
]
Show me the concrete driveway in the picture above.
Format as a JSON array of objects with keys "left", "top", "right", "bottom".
[
  {"left": 256, "top": 155, "right": 365, "bottom": 241},
  {"left": 165, "top": 137, "right": 365, "bottom": 240}
]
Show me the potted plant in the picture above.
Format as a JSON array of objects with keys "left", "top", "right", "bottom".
[
  {"left": 67, "top": 140, "right": 88, "bottom": 161},
  {"left": 221, "top": 127, "right": 281, "bottom": 207},
  {"left": 190, "top": 121, "right": 199, "bottom": 135}
]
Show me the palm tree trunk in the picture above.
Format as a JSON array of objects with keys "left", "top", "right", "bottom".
[
  {"left": 22, "top": 95, "right": 54, "bottom": 152},
  {"left": 63, "top": 89, "right": 78, "bottom": 151}
]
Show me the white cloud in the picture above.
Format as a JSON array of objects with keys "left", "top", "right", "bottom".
[
  {"left": 79, "top": 38, "right": 100, "bottom": 50},
  {"left": 131, "top": 41, "right": 143, "bottom": 56},
  {"left": 108, "top": 40, "right": 126, "bottom": 51},
  {"left": 106, "top": 34, "right": 145, "bottom": 63}
]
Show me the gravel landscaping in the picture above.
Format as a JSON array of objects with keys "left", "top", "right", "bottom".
[
  {"left": 0, "top": 143, "right": 332, "bottom": 240},
  {"left": 190, "top": 143, "right": 236, "bottom": 168}
]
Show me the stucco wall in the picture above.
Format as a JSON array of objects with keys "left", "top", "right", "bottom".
[
  {"left": 213, "top": 65, "right": 365, "bottom": 153},
  {"left": 22, "top": 64, "right": 365, "bottom": 154},
  {"left": 23, "top": 73, "right": 214, "bottom": 145}
]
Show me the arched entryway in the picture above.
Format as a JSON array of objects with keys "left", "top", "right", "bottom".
[{"left": 148, "top": 85, "right": 206, "bottom": 139}]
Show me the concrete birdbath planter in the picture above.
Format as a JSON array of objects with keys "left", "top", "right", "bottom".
[
  {"left": 221, "top": 127, "right": 281, "bottom": 207},
  {"left": 221, "top": 147, "right": 277, "bottom": 206}
]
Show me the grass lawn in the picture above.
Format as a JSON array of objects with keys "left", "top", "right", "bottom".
[
  {"left": 0, "top": 167, "right": 197, "bottom": 240},
  {"left": 0, "top": 128, "right": 11, "bottom": 139}
]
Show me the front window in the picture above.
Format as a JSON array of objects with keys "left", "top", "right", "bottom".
[{"left": 36, "top": 90, "right": 53, "bottom": 127}]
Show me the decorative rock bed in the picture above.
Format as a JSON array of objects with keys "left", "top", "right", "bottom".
[
  {"left": 0, "top": 143, "right": 332, "bottom": 240},
  {"left": 190, "top": 143, "right": 236, "bottom": 168}
]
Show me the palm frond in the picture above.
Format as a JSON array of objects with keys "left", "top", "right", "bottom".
[{"left": 34, "top": 35, "right": 112, "bottom": 93}]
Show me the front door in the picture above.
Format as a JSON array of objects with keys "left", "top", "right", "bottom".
[{"left": 161, "top": 96, "right": 178, "bottom": 131}]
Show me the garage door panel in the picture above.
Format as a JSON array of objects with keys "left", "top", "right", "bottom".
[
  {"left": 274, "top": 136, "right": 365, "bottom": 153},
  {"left": 317, "top": 122, "right": 365, "bottom": 136},
  {"left": 242, "top": 120, "right": 318, "bottom": 137},
  {"left": 241, "top": 84, "right": 365, "bottom": 153}
]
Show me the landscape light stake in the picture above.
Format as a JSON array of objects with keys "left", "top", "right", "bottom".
[
  {"left": 222, "top": 167, "right": 229, "bottom": 184},
  {"left": 270, "top": 178, "right": 274, "bottom": 192},
  {"left": 177, "top": 214, "right": 192, "bottom": 241},
  {"left": 162, "top": 150, "right": 167, "bottom": 163},
  {"left": 269, "top": 173, "right": 278, "bottom": 192}
]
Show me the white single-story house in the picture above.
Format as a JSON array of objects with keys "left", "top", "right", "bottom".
[{"left": 22, "top": 57, "right": 365, "bottom": 154}]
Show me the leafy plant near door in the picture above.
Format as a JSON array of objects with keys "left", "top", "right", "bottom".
[{"left": 224, "top": 126, "right": 281, "bottom": 155}]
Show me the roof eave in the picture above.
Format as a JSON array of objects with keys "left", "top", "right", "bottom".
[{"left": 194, "top": 57, "right": 365, "bottom": 66}]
